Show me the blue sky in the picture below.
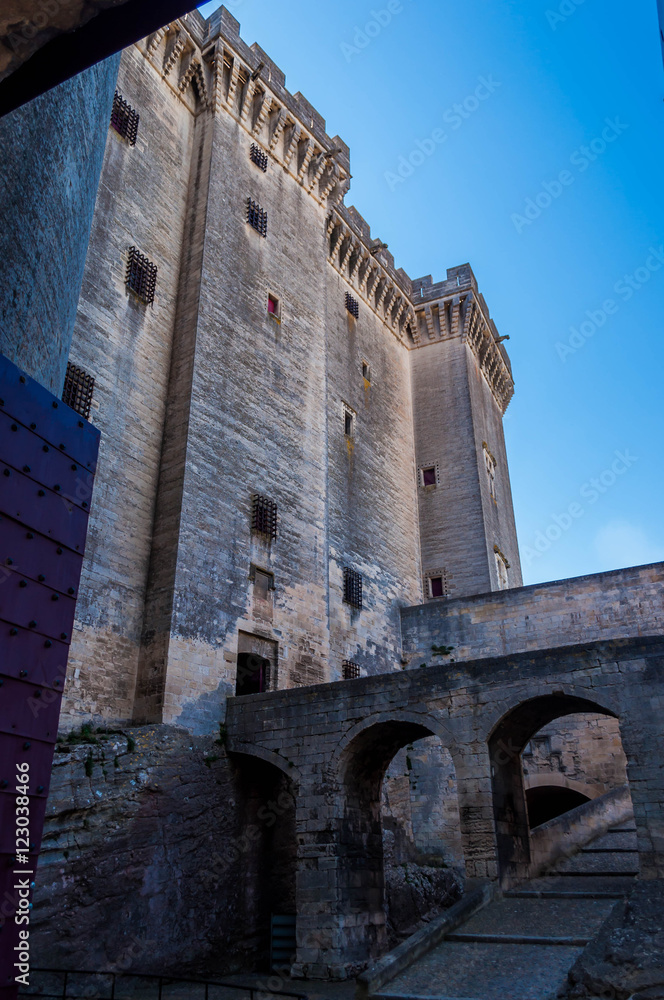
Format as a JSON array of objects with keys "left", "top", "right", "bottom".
[{"left": 199, "top": 0, "right": 664, "bottom": 586}]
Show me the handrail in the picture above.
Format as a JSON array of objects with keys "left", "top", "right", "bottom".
[{"left": 20, "top": 967, "right": 309, "bottom": 1000}]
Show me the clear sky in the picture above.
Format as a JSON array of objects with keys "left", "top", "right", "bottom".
[{"left": 199, "top": 0, "right": 663, "bottom": 586}]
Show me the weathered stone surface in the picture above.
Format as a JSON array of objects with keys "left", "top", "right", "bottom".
[
  {"left": 563, "top": 881, "right": 664, "bottom": 999},
  {"left": 384, "top": 862, "right": 462, "bottom": 947},
  {"left": 31, "top": 725, "right": 261, "bottom": 977},
  {"left": 0, "top": 53, "right": 118, "bottom": 394}
]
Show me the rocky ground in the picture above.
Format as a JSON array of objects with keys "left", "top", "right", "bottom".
[{"left": 562, "top": 880, "right": 664, "bottom": 1000}]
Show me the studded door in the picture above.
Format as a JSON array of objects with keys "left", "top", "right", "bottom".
[{"left": 0, "top": 354, "right": 100, "bottom": 999}]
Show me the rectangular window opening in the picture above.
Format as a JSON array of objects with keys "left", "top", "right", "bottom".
[
  {"left": 344, "top": 410, "right": 354, "bottom": 437},
  {"left": 251, "top": 493, "right": 278, "bottom": 539},
  {"left": 267, "top": 293, "right": 281, "bottom": 321},
  {"left": 247, "top": 198, "right": 268, "bottom": 237},
  {"left": 110, "top": 91, "right": 139, "bottom": 145},
  {"left": 362, "top": 361, "right": 371, "bottom": 382},
  {"left": 250, "top": 143, "right": 269, "bottom": 172},
  {"left": 62, "top": 362, "right": 95, "bottom": 420},
  {"left": 343, "top": 567, "right": 363, "bottom": 609},
  {"left": 345, "top": 292, "right": 359, "bottom": 318},
  {"left": 342, "top": 660, "right": 361, "bottom": 680},
  {"left": 422, "top": 467, "right": 437, "bottom": 487},
  {"left": 125, "top": 246, "right": 157, "bottom": 306}
]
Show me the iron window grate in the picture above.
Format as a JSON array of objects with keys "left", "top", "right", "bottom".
[
  {"left": 247, "top": 198, "right": 268, "bottom": 237},
  {"left": 126, "top": 246, "right": 158, "bottom": 306},
  {"left": 250, "top": 143, "right": 268, "bottom": 172},
  {"left": 345, "top": 292, "right": 359, "bottom": 318},
  {"left": 62, "top": 362, "right": 95, "bottom": 420},
  {"left": 110, "top": 91, "right": 139, "bottom": 145},
  {"left": 342, "top": 660, "right": 360, "bottom": 680},
  {"left": 343, "top": 568, "right": 362, "bottom": 609},
  {"left": 252, "top": 494, "right": 278, "bottom": 538}
]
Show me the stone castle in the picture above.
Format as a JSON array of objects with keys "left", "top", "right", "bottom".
[{"left": 62, "top": 4, "right": 523, "bottom": 735}]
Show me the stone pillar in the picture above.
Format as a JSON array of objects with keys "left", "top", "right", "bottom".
[
  {"left": 453, "top": 745, "right": 502, "bottom": 881},
  {"left": 0, "top": 54, "right": 119, "bottom": 394},
  {"left": 621, "top": 712, "right": 664, "bottom": 878}
]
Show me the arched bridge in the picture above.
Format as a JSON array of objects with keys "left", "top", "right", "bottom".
[{"left": 225, "top": 636, "right": 664, "bottom": 980}]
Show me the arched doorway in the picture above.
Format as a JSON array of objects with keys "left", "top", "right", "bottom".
[
  {"left": 488, "top": 695, "right": 629, "bottom": 882},
  {"left": 337, "top": 716, "right": 450, "bottom": 964},
  {"left": 230, "top": 753, "right": 297, "bottom": 972},
  {"left": 382, "top": 736, "right": 464, "bottom": 946}
]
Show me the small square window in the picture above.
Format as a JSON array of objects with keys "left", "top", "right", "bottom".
[
  {"left": 250, "top": 143, "right": 268, "bottom": 172},
  {"left": 252, "top": 567, "right": 275, "bottom": 599},
  {"left": 251, "top": 493, "right": 278, "bottom": 539},
  {"left": 343, "top": 568, "right": 363, "bottom": 609},
  {"left": 110, "top": 91, "right": 139, "bottom": 145},
  {"left": 62, "top": 362, "right": 95, "bottom": 420},
  {"left": 426, "top": 568, "right": 448, "bottom": 599},
  {"left": 342, "top": 660, "right": 361, "bottom": 680},
  {"left": 126, "top": 246, "right": 157, "bottom": 306},
  {"left": 247, "top": 198, "right": 268, "bottom": 237},
  {"left": 345, "top": 292, "right": 359, "bottom": 318},
  {"left": 422, "top": 467, "right": 437, "bottom": 487}
]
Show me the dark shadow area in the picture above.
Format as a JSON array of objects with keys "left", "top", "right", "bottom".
[
  {"left": 231, "top": 754, "right": 297, "bottom": 972},
  {"left": 527, "top": 785, "right": 591, "bottom": 829}
]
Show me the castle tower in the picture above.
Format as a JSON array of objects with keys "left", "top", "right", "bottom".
[{"left": 410, "top": 266, "right": 522, "bottom": 599}]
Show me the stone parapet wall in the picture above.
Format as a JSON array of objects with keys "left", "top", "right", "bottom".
[{"left": 401, "top": 561, "right": 664, "bottom": 665}]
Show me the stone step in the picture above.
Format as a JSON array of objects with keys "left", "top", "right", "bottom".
[
  {"left": 445, "top": 932, "right": 591, "bottom": 946},
  {"left": 524, "top": 873, "right": 636, "bottom": 896},
  {"left": 553, "top": 850, "right": 639, "bottom": 875},
  {"left": 582, "top": 830, "right": 638, "bottom": 851},
  {"left": 374, "top": 940, "right": 586, "bottom": 1000},
  {"left": 449, "top": 895, "right": 615, "bottom": 941}
]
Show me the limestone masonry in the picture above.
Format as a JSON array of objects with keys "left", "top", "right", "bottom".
[{"left": 63, "top": 5, "right": 523, "bottom": 735}]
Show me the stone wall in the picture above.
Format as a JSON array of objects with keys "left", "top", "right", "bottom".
[
  {"left": 32, "top": 725, "right": 279, "bottom": 977},
  {"left": 61, "top": 38, "right": 199, "bottom": 729},
  {"left": 0, "top": 55, "right": 119, "bottom": 395},
  {"left": 523, "top": 712, "right": 628, "bottom": 797},
  {"left": 401, "top": 561, "right": 664, "bottom": 666}
]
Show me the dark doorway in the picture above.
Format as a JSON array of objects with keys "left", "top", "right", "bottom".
[
  {"left": 236, "top": 652, "right": 270, "bottom": 696},
  {"left": 526, "top": 785, "right": 591, "bottom": 829}
]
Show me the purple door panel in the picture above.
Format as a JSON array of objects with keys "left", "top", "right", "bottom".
[{"left": 0, "top": 353, "right": 100, "bottom": 997}]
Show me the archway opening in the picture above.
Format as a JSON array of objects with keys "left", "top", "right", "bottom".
[
  {"left": 488, "top": 695, "right": 632, "bottom": 881},
  {"left": 339, "top": 718, "right": 461, "bottom": 964},
  {"left": 231, "top": 754, "right": 297, "bottom": 973},
  {"left": 382, "top": 736, "right": 464, "bottom": 948},
  {"left": 526, "top": 785, "right": 590, "bottom": 828}
]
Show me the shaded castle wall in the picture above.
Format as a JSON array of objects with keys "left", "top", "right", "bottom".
[
  {"left": 62, "top": 38, "right": 199, "bottom": 727},
  {"left": 0, "top": 55, "right": 119, "bottom": 394}
]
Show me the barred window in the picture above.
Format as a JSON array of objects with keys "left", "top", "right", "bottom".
[
  {"left": 247, "top": 198, "right": 268, "bottom": 237},
  {"left": 110, "top": 91, "right": 139, "bottom": 145},
  {"left": 250, "top": 143, "right": 268, "bottom": 172},
  {"left": 252, "top": 494, "right": 278, "bottom": 539},
  {"left": 343, "top": 568, "right": 362, "bottom": 609},
  {"left": 126, "top": 247, "right": 157, "bottom": 306},
  {"left": 342, "top": 660, "right": 360, "bottom": 680},
  {"left": 62, "top": 363, "right": 94, "bottom": 420},
  {"left": 345, "top": 292, "right": 359, "bottom": 318}
]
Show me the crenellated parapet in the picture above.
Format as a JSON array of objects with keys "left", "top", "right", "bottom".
[
  {"left": 141, "top": 9, "right": 351, "bottom": 207},
  {"left": 411, "top": 266, "right": 514, "bottom": 412},
  {"left": 326, "top": 205, "right": 418, "bottom": 344},
  {"left": 140, "top": 8, "right": 513, "bottom": 407}
]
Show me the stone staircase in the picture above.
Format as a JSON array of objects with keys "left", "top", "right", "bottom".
[{"left": 370, "top": 823, "right": 639, "bottom": 1000}]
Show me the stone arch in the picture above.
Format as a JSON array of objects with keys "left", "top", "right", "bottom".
[
  {"left": 227, "top": 743, "right": 301, "bottom": 786},
  {"left": 333, "top": 712, "right": 454, "bottom": 966},
  {"left": 488, "top": 693, "right": 619, "bottom": 882},
  {"left": 524, "top": 772, "right": 601, "bottom": 799},
  {"left": 227, "top": 747, "right": 299, "bottom": 971}
]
